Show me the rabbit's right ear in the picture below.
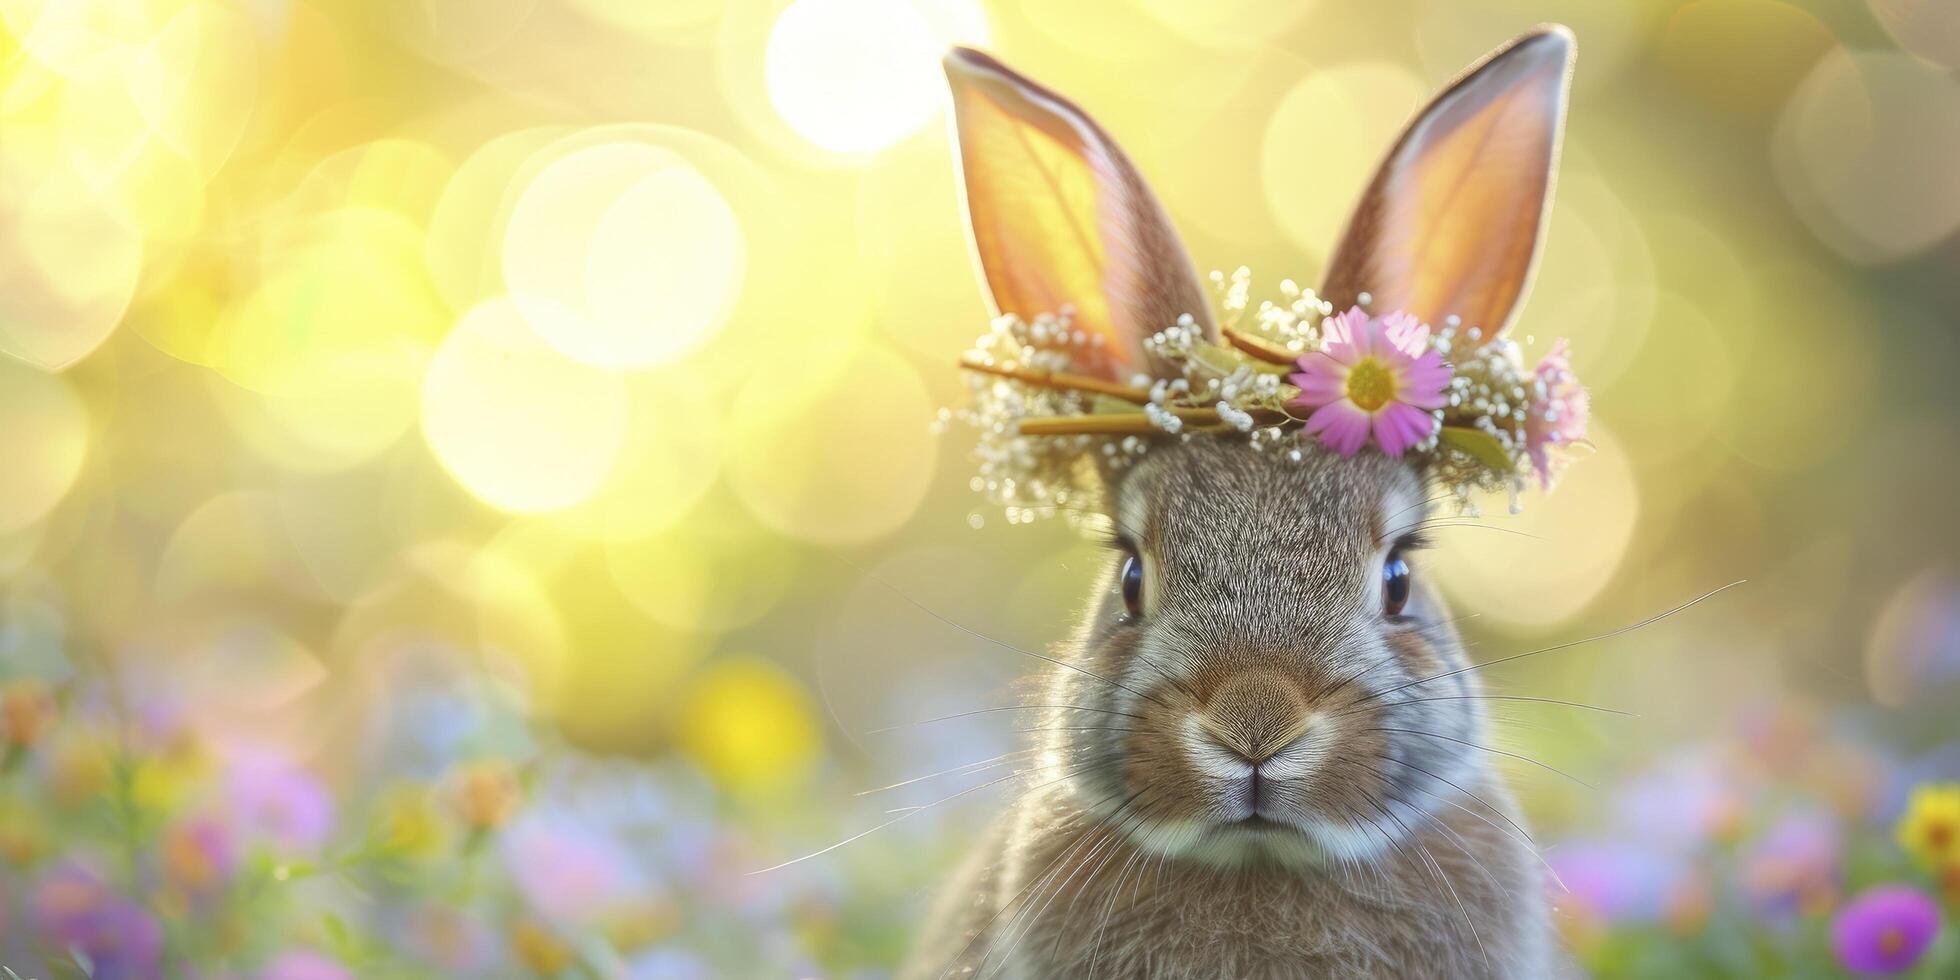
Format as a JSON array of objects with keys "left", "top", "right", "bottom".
[{"left": 943, "top": 48, "right": 1214, "bottom": 381}]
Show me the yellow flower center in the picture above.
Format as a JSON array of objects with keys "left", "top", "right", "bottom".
[
  {"left": 1345, "top": 357, "right": 1396, "bottom": 412},
  {"left": 1929, "top": 820, "right": 1953, "bottom": 852}
]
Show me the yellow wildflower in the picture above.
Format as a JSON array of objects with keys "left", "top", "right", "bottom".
[
  {"left": 370, "top": 784, "right": 449, "bottom": 860},
  {"left": 44, "top": 728, "right": 112, "bottom": 808},
  {"left": 0, "top": 799, "right": 47, "bottom": 865},
  {"left": 1897, "top": 783, "right": 1960, "bottom": 870},
  {"left": 677, "top": 655, "right": 821, "bottom": 795},
  {"left": 130, "top": 731, "right": 211, "bottom": 813},
  {"left": 603, "top": 897, "right": 679, "bottom": 951},
  {"left": 510, "top": 919, "right": 574, "bottom": 977}
]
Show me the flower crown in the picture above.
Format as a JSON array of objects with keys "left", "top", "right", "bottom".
[{"left": 946, "top": 268, "right": 1589, "bottom": 523}]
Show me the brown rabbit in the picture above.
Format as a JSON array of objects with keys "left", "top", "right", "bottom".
[{"left": 905, "top": 27, "right": 1577, "bottom": 980}]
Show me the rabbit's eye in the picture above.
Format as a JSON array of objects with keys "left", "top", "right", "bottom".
[
  {"left": 1382, "top": 551, "right": 1413, "bottom": 616},
  {"left": 1120, "top": 553, "right": 1144, "bottom": 618}
]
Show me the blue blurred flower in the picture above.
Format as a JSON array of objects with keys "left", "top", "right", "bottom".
[
  {"left": 1740, "top": 809, "right": 1841, "bottom": 921},
  {"left": 501, "top": 809, "right": 648, "bottom": 922},
  {"left": 31, "top": 864, "right": 163, "bottom": 980},
  {"left": 399, "top": 905, "right": 498, "bottom": 972},
  {"left": 1548, "top": 839, "right": 1686, "bottom": 924},
  {"left": 1610, "top": 748, "right": 1748, "bottom": 852},
  {"left": 623, "top": 947, "right": 712, "bottom": 980}
]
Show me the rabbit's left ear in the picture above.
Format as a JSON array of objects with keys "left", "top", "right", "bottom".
[
  {"left": 943, "top": 48, "right": 1214, "bottom": 380},
  {"left": 1321, "top": 27, "right": 1574, "bottom": 339}
]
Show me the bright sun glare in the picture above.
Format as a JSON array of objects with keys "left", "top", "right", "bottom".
[{"left": 763, "top": 0, "right": 990, "bottom": 154}]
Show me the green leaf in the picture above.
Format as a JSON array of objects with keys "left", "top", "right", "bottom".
[
  {"left": 322, "top": 912, "right": 352, "bottom": 952},
  {"left": 1437, "top": 426, "right": 1516, "bottom": 473},
  {"left": 1089, "top": 394, "right": 1141, "bottom": 415}
]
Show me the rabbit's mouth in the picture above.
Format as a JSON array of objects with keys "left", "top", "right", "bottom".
[
  {"left": 1233, "top": 814, "right": 1291, "bottom": 831},
  {"left": 1128, "top": 811, "right": 1347, "bottom": 871}
]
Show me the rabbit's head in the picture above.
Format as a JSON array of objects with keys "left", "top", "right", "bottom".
[{"left": 943, "top": 30, "right": 1573, "bottom": 868}]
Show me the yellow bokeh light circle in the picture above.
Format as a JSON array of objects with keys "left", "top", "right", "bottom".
[
  {"left": 565, "top": 0, "right": 721, "bottom": 35},
  {"left": 725, "top": 346, "right": 935, "bottom": 546},
  {"left": 1261, "top": 62, "right": 1426, "bottom": 268},
  {"left": 422, "top": 298, "right": 628, "bottom": 514},
  {"left": 53, "top": 46, "right": 162, "bottom": 190},
  {"left": 0, "top": 358, "right": 89, "bottom": 534},
  {"left": 1659, "top": 0, "right": 1836, "bottom": 115},
  {"left": 1773, "top": 49, "right": 1960, "bottom": 263},
  {"left": 154, "top": 491, "right": 328, "bottom": 603},
  {"left": 209, "top": 207, "right": 443, "bottom": 471},
  {"left": 425, "top": 126, "right": 574, "bottom": 313},
  {"left": 1413, "top": 0, "right": 1654, "bottom": 92},
  {"left": 0, "top": 0, "right": 154, "bottom": 74},
  {"left": 1431, "top": 422, "right": 1641, "bottom": 630},
  {"left": 605, "top": 499, "right": 797, "bottom": 633},
  {"left": 503, "top": 140, "right": 745, "bottom": 369},
  {"left": 382, "top": 0, "right": 540, "bottom": 64},
  {"left": 19, "top": 24, "right": 211, "bottom": 251},
  {"left": 1520, "top": 162, "right": 1657, "bottom": 394},
  {"left": 483, "top": 125, "right": 828, "bottom": 394},
  {"left": 854, "top": 134, "right": 991, "bottom": 365},
  {"left": 1015, "top": 0, "right": 1179, "bottom": 61},
  {"left": 544, "top": 562, "right": 709, "bottom": 753},
  {"left": 548, "top": 369, "right": 725, "bottom": 540},
  {"left": 1714, "top": 261, "right": 1874, "bottom": 474},
  {"left": 129, "top": 1, "right": 258, "bottom": 178},
  {"left": 1135, "top": 49, "right": 1301, "bottom": 248},
  {"left": 813, "top": 544, "right": 1025, "bottom": 748},
  {"left": 334, "top": 540, "right": 568, "bottom": 715},
  {"left": 311, "top": 139, "right": 455, "bottom": 230},
  {"left": 1864, "top": 567, "right": 1960, "bottom": 708},
  {"left": 677, "top": 654, "right": 822, "bottom": 795},
  {"left": 178, "top": 614, "right": 330, "bottom": 720},
  {"left": 266, "top": 459, "right": 469, "bottom": 604},
  {"left": 0, "top": 164, "right": 143, "bottom": 369},
  {"left": 1139, "top": 0, "right": 1315, "bottom": 49},
  {"left": 690, "top": 183, "right": 874, "bottom": 405},
  {"left": 762, "top": 0, "right": 989, "bottom": 155},
  {"left": 1867, "top": 0, "right": 1960, "bottom": 70}
]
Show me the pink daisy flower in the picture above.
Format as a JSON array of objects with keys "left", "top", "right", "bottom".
[
  {"left": 1524, "top": 339, "right": 1589, "bottom": 489},
  {"left": 1289, "top": 307, "right": 1451, "bottom": 457}
]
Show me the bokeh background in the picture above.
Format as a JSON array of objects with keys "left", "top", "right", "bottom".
[{"left": 2, "top": 0, "right": 1959, "bottom": 976}]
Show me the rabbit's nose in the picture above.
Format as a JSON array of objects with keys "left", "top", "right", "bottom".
[{"left": 1198, "top": 669, "right": 1311, "bottom": 764}]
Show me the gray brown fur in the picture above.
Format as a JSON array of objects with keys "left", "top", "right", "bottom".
[{"left": 902, "top": 442, "right": 1554, "bottom": 978}]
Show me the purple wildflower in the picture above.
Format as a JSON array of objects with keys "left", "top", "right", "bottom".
[
  {"left": 258, "top": 950, "right": 355, "bottom": 980},
  {"left": 32, "top": 864, "right": 164, "bottom": 980},
  {"left": 1741, "top": 810, "right": 1841, "bottom": 920},
  {"left": 224, "top": 751, "right": 334, "bottom": 852},
  {"left": 1832, "top": 885, "right": 1940, "bottom": 975},
  {"left": 1547, "top": 839, "right": 1684, "bottom": 924}
]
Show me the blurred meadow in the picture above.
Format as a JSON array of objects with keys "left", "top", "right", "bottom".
[{"left": 2, "top": 0, "right": 1960, "bottom": 976}]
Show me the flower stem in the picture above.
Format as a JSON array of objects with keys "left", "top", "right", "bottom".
[
  {"left": 1220, "top": 326, "right": 1299, "bottom": 366},
  {"left": 1017, "top": 406, "right": 1294, "bottom": 436},
  {"left": 958, "top": 359, "right": 1151, "bottom": 403}
]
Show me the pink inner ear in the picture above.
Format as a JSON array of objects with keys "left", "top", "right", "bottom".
[
  {"left": 944, "top": 47, "right": 1215, "bottom": 382},
  {"left": 1319, "top": 28, "right": 1572, "bottom": 338}
]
